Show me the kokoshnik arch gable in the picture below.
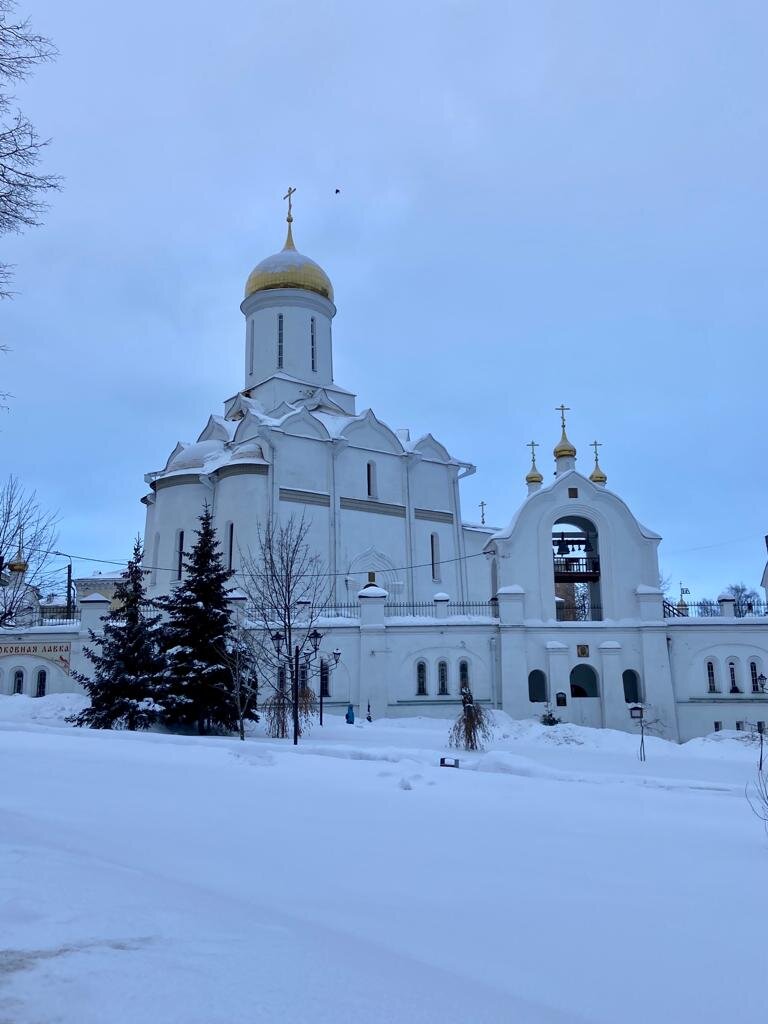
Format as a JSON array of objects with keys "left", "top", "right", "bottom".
[{"left": 4, "top": 194, "right": 768, "bottom": 742}]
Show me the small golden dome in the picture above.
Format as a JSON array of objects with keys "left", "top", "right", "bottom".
[
  {"left": 589, "top": 462, "right": 607, "bottom": 484},
  {"left": 526, "top": 462, "right": 543, "bottom": 484},
  {"left": 553, "top": 429, "right": 577, "bottom": 459},
  {"left": 244, "top": 223, "right": 334, "bottom": 302}
]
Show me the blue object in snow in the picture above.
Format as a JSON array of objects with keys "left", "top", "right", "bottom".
[{"left": 345, "top": 703, "right": 355, "bottom": 724}]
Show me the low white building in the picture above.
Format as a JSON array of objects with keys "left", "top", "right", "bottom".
[{"left": 3, "top": 203, "right": 767, "bottom": 741}]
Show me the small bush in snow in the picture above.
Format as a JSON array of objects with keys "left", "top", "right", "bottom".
[
  {"left": 449, "top": 684, "right": 493, "bottom": 751},
  {"left": 540, "top": 706, "right": 561, "bottom": 727}
]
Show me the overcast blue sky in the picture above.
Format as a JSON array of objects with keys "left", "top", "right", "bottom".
[{"left": 2, "top": 0, "right": 767, "bottom": 599}]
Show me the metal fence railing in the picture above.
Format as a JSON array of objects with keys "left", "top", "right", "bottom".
[{"left": 664, "top": 599, "right": 768, "bottom": 619}]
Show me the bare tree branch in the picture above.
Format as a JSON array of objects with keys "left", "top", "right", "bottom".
[
  {"left": 0, "top": 474, "right": 58, "bottom": 626},
  {"left": 0, "top": 2, "right": 60, "bottom": 301},
  {"left": 239, "top": 514, "right": 330, "bottom": 740}
]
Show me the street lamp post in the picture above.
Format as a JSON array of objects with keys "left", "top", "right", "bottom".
[
  {"left": 269, "top": 626, "right": 341, "bottom": 743},
  {"left": 56, "top": 552, "right": 74, "bottom": 620},
  {"left": 630, "top": 704, "right": 646, "bottom": 762}
]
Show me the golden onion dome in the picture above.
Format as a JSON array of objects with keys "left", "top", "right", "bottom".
[
  {"left": 244, "top": 222, "right": 334, "bottom": 302},
  {"left": 526, "top": 461, "right": 543, "bottom": 485},
  {"left": 589, "top": 462, "right": 607, "bottom": 485},
  {"left": 553, "top": 429, "right": 577, "bottom": 459}
]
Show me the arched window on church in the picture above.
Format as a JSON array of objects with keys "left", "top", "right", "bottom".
[
  {"left": 459, "top": 660, "right": 470, "bottom": 689},
  {"left": 227, "top": 522, "right": 235, "bottom": 572},
  {"left": 570, "top": 664, "right": 599, "bottom": 698},
  {"left": 438, "top": 660, "right": 449, "bottom": 695},
  {"left": 248, "top": 319, "right": 255, "bottom": 375},
  {"left": 36, "top": 669, "right": 47, "bottom": 698},
  {"left": 310, "top": 317, "right": 317, "bottom": 372},
  {"left": 528, "top": 670, "right": 547, "bottom": 703},
  {"left": 728, "top": 660, "right": 740, "bottom": 693},
  {"left": 366, "top": 461, "right": 376, "bottom": 499},
  {"left": 175, "top": 530, "right": 184, "bottom": 581},
  {"left": 277, "top": 314, "right": 284, "bottom": 369},
  {"left": 278, "top": 666, "right": 286, "bottom": 692},
  {"left": 622, "top": 669, "right": 641, "bottom": 704},
  {"left": 431, "top": 533, "right": 440, "bottom": 582},
  {"left": 13, "top": 669, "right": 23, "bottom": 695},
  {"left": 751, "top": 661, "right": 761, "bottom": 693},
  {"left": 706, "top": 660, "right": 717, "bottom": 693},
  {"left": 150, "top": 532, "right": 160, "bottom": 585},
  {"left": 416, "top": 661, "right": 427, "bottom": 696}
]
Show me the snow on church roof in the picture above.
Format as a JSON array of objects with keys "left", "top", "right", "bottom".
[{"left": 149, "top": 388, "right": 469, "bottom": 486}]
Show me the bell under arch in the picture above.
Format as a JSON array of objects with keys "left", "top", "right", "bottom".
[{"left": 552, "top": 514, "right": 602, "bottom": 621}]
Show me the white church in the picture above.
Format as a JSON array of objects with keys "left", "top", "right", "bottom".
[{"left": 3, "top": 196, "right": 768, "bottom": 742}]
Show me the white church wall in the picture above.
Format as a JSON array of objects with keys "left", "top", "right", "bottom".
[
  {"left": 666, "top": 621, "right": 768, "bottom": 740},
  {"left": 336, "top": 445, "right": 405, "bottom": 506},
  {"left": 410, "top": 460, "right": 455, "bottom": 512},
  {"left": 212, "top": 467, "right": 271, "bottom": 570},
  {"left": 277, "top": 435, "right": 330, "bottom": 493},
  {"left": 146, "top": 478, "right": 212, "bottom": 593}
]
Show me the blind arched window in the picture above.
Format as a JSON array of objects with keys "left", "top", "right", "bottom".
[
  {"left": 310, "top": 317, "right": 317, "bottom": 371},
  {"left": 459, "top": 660, "right": 469, "bottom": 688},
  {"left": 277, "top": 314, "right": 284, "bottom": 369},
  {"left": 13, "top": 669, "right": 23, "bottom": 694},
  {"left": 36, "top": 669, "right": 47, "bottom": 698},
  {"left": 366, "top": 461, "right": 376, "bottom": 498},
  {"left": 751, "top": 661, "right": 760, "bottom": 693},
  {"left": 528, "top": 670, "right": 547, "bottom": 703},
  {"left": 430, "top": 533, "right": 440, "bottom": 582}
]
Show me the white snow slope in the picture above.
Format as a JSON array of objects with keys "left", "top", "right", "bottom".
[{"left": 1, "top": 694, "right": 766, "bottom": 1024}]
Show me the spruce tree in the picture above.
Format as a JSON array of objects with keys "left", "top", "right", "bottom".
[
  {"left": 71, "top": 538, "right": 162, "bottom": 730},
  {"left": 155, "top": 506, "right": 241, "bottom": 735}
]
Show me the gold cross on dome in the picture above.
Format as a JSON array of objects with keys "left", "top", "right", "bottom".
[
  {"left": 555, "top": 404, "right": 570, "bottom": 430},
  {"left": 526, "top": 440, "right": 539, "bottom": 460},
  {"left": 591, "top": 439, "right": 602, "bottom": 463},
  {"left": 283, "top": 186, "right": 296, "bottom": 222}
]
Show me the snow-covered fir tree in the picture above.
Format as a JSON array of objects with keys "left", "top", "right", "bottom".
[
  {"left": 155, "top": 506, "right": 246, "bottom": 735},
  {"left": 71, "top": 539, "right": 162, "bottom": 730}
]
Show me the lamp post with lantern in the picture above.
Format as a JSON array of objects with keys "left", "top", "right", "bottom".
[
  {"left": 630, "top": 704, "right": 646, "bottom": 762},
  {"left": 269, "top": 625, "right": 340, "bottom": 744}
]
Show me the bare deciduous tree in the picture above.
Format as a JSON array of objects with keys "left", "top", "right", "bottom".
[
  {"left": 223, "top": 618, "right": 260, "bottom": 742},
  {"left": 240, "top": 515, "right": 330, "bottom": 743},
  {"left": 746, "top": 771, "right": 768, "bottom": 838},
  {"left": 0, "top": 475, "right": 58, "bottom": 626},
  {"left": 0, "top": 2, "right": 60, "bottom": 300}
]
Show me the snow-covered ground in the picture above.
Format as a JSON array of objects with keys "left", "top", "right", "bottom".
[{"left": 1, "top": 695, "right": 766, "bottom": 1024}]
